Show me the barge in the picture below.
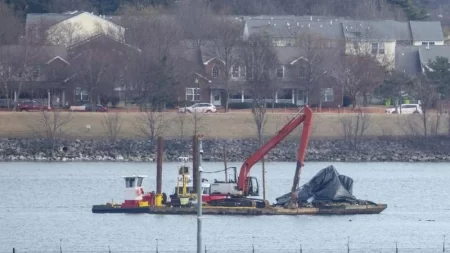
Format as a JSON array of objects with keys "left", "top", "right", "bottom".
[{"left": 92, "top": 107, "right": 387, "bottom": 216}]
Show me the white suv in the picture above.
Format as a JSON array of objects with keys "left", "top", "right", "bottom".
[
  {"left": 179, "top": 103, "right": 217, "bottom": 113},
  {"left": 385, "top": 104, "right": 422, "bottom": 114}
]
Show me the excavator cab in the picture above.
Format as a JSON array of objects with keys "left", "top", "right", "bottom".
[{"left": 247, "top": 176, "right": 259, "bottom": 196}]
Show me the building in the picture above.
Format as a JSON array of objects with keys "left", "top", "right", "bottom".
[{"left": 0, "top": 11, "right": 137, "bottom": 108}]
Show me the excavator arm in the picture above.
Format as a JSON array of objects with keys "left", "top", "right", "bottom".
[{"left": 238, "top": 106, "right": 313, "bottom": 195}]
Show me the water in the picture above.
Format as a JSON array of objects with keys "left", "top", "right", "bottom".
[{"left": 0, "top": 162, "right": 449, "bottom": 253}]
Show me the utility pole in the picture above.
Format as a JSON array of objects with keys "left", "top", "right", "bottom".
[{"left": 197, "top": 134, "right": 204, "bottom": 253}]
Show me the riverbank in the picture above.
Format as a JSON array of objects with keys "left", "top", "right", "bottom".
[
  {"left": 1, "top": 111, "right": 448, "bottom": 139},
  {"left": 1, "top": 137, "right": 450, "bottom": 162}
]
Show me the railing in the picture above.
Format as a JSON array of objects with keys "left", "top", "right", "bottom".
[{"left": 3, "top": 246, "right": 447, "bottom": 253}]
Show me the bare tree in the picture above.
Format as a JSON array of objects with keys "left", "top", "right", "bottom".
[
  {"left": 213, "top": 14, "right": 243, "bottom": 112},
  {"left": 340, "top": 108, "right": 372, "bottom": 147},
  {"left": 134, "top": 110, "right": 169, "bottom": 147},
  {"left": 48, "top": 0, "right": 94, "bottom": 13},
  {"left": 28, "top": 110, "right": 73, "bottom": 155},
  {"left": 0, "top": 2, "right": 21, "bottom": 46},
  {"left": 0, "top": 44, "right": 47, "bottom": 111},
  {"left": 123, "top": 14, "right": 182, "bottom": 109},
  {"left": 177, "top": 111, "right": 188, "bottom": 139},
  {"left": 190, "top": 109, "right": 205, "bottom": 137},
  {"left": 175, "top": 0, "right": 216, "bottom": 51},
  {"left": 101, "top": 113, "right": 123, "bottom": 143},
  {"left": 407, "top": 74, "right": 439, "bottom": 137},
  {"left": 71, "top": 40, "right": 123, "bottom": 105},
  {"left": 240, "top": 32, "right": 279, "bottom": 108},
  {"left": 334, "top": 55, "right": 385, "bottom": 108},
  {"left": 294, "top": 32, "right": 340, "bottom": 107}
]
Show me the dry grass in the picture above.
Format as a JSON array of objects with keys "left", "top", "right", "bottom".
[{"left": 0, "top": 111, "right": 448, "bottom": 140}]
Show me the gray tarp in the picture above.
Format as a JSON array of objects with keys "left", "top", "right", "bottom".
[{"left": 275, "top": 165, "right": 357, "bottom": 205}]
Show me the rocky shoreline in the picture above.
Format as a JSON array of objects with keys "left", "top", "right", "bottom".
[{"left": 1, "top": 137, "right": 450, "bottom": 163}]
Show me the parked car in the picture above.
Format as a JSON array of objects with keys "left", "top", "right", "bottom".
[
  {"left": 178, "top": 103, "right": 217, "bottom": 113},
  {"left": 17, "top": 101, "right": 52, "bottom": 112},
  {"left": 385, "top": 104, "right": 422, "bottom": 114},
  {"left": 70, "top": 104, "right": 108, "bottom": 112}
]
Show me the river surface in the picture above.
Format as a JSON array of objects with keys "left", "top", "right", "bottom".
[{"left": 0, "top": 162, "right": 449, "bottom": 253}]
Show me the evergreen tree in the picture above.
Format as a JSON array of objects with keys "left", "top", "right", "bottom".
[{"left": 425, "top": 57, "right": 450, "bottom": 99}]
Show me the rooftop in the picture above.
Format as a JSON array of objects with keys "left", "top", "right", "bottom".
[{"left": 410, "top": 21, "right": 445, "bottom": 42}]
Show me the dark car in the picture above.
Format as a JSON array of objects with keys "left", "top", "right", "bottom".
[
  {"left": 17, "top": 101, "right": 52, "bottom": 112},
  {"left": 86, "top": 104, "right": 108, "bottom": 112}
]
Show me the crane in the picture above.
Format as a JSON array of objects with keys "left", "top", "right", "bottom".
[{"left": 208, "top": 106, "right": 313, "bottom": 207}]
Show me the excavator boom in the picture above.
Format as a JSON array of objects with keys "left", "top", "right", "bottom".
[{"left": 238, "top": 106, "right": 313, "bottom": 195}]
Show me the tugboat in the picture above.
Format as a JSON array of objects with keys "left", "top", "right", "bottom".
[{"left": 92, "top": 175, "right": 166, "bottom": 213}]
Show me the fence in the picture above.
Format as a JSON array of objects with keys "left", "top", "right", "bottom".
[{"left": 5, "top": 244, "right": 447, "bottom": 253}]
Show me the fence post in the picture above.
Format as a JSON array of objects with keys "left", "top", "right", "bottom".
[
  {"left": 444, "top": 235, "right": 446, "bottom": 252},
  {"left": 347, "top": 237, "right": 350, "bottom": 253},
  {"left": 252, "top": 236, "right": 255, "bottom": 253},
  {"left": 12, "top": 248, "right": 15, "bottom": 253},
  {"left": 396, "top": 242, "right": 398, "bottom": 253},
  {"left": 205, "top": 245, "right": 207, "bottom": 253},
  {"left": 300, "top": 244, "right": 302, "bottom": 253}
]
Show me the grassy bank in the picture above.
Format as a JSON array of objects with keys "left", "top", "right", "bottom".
[{"left": 0, "top": 111, "right": 448, "bottom": 140}]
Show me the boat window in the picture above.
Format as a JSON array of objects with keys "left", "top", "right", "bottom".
[
  {"left": 137, "top": 177, "right": 143, "bottom": 187},
  {"left": 202, "top": 187, "right": 210, "bottom": 194},
  {"left": 125, "top": 178, "right": 136, "bottom": 188}
]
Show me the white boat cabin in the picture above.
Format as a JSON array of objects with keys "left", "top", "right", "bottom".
[{"left": 122, "top": 175, "right": 147, "bottom": 201}]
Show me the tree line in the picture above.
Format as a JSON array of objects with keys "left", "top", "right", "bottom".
[{"left": 1, "top": 0, "right": 429, "bottom": 19}]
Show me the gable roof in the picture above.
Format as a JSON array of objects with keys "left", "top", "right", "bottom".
[
  {"left": 26, "top": 11, "right": 123, "bottom": 32},
  {"left": 410, "top": 21, "right": 444, "bottom": 42},
  {"left": 0, "top": 45, "right": 68, "bottom": 64},
  {"left": 395, "top": 46, "right": 421, "bottom": 77},
  {"left": 418, "top": 45, "right": 450, "bottom": 66},
  {"left": 342, "top": 20, "right": 411, "bottom": 42},
  {"left": 46, "top": 12, "right": 125, "bottom": 47}
]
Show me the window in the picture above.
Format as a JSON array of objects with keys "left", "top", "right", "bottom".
[
  {"left": 75, "top": 87, "right": 89, "bottom": 102},
  {"left": 322, "top": 88, "right": 334, "bottom": 102},
  {"left": 378, "top": 43, "right": 385, "bottom": 54},
  {"left": 212, "top": 66, "right": 219, "bottom": 78},
  {"left": 371, "top": 42, "right": 385, "bottom": 55},
  {"left": 371, "top": 43, "right": 378, "bottom": 54},
  {"left": 137, "top": 177, "right": 143, "bottom": 187},
  {"left": 232, "top": 65, "right": 239, "bottom": 78},
  {"left": 276, "top": 66, "right": 284, "bottom": 78},
  {"left": 246, "top": 67, "right": 253, "bottom": 80},
  {"left": 125, "top": 178, "right": 136, "bottom": 188},
  {"left": 278, "top": 89, "right": 292, "bottom": 99},
  {"left": 186, "top": 88, "right": 200, "bottom": 101},
  {"left": 422, "top": 42, "right": 435, "bottom": 47}
]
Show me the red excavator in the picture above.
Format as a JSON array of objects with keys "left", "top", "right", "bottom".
[{"left": 208, "top": 106, "right": 313, "bottom": 208}]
